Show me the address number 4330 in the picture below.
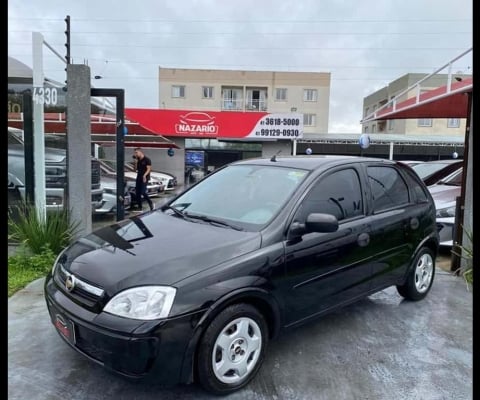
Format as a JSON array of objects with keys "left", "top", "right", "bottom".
[{"left": 33, "top": 87, "right": 58, "bottom": 106}]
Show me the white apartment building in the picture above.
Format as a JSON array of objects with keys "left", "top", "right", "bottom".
[
  {"left": 158, "top": 68, "right": 331, "bottom": 136},
  {"left": 362, "top": 73, "right": 470, "bottom": 136}
]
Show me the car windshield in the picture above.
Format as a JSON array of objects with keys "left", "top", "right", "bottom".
[
  {"left": 412, "top": 162, "right": 457, "bottom": 179},
  {"left": 437, "top": 169, "right": 463, "bottom": 186},
  {"left": 169, "top": 164, "right": 309, "bottom": 230}
]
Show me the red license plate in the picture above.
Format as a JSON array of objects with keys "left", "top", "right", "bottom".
[{"left": 54, "top": 314, "right": 75, "bottom": 344}]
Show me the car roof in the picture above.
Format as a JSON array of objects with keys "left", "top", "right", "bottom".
[{"left": 231, "top": 155, "right": 394, "bottom": 171}]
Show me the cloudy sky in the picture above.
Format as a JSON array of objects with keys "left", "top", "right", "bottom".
[{"left": 8, "top": 0, "right": 472, "bottom": 133}]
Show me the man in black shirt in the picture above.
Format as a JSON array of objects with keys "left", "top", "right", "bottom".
[{"left": 132, "top": 147, "right": 154, "bottom": 211}]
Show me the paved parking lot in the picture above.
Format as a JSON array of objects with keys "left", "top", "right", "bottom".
[{"left": 8, "top": 266, "right": 472, "bottom": 400}]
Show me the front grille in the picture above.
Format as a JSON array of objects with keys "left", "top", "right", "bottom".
[
  {"left": 45, "top": 165, "right": 67, "bottom": 188},
  {"left": 91, "top": 159, "right": 101, "bottom": 189},
  {"left": 54, "top": 264, "right": 104, "bottom": 308},
  {"left": 46, "top": 195, "right": 64, "bottom": 206},
  {"left": 92, "top": 192, "right": 103, "bottom": 202}
]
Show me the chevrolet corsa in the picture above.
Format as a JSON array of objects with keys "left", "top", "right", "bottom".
[{"left": 45, "top": 156, "right": 439, "bottom": 395}]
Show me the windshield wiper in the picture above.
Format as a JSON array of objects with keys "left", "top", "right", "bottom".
[
  {"left": 437, "top": 181, "right": 460, "bottom": 186},
  {"left": 185, "top": 213, "right": 244, "bottom": 231},
  {"left": 164, "top": 205, "right": 188, "bottom": 219}
]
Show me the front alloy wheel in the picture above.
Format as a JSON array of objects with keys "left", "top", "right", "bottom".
[
  {"left": 212, "top": 316, "right": 262, "bottom": 384},
  {"left": 197, "top": 304, "right": 268, "bottom": 395}
]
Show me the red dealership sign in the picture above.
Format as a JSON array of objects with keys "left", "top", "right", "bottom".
[{"left": 125, "top": 108, "right": 303, "bottom": 139}]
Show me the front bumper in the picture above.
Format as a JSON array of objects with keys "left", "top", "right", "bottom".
[
  {"left": 437, "top": 217, "right": 454, "bottom": 247},
  {"left": 94, "top": 192, "right": 131, "bottom": 215},
  {"left": 44, "top": 274, "right": 201, "bottom": 384}
]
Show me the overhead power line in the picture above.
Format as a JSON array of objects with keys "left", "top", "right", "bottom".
[{"left": 8, "top": 17, "right": 473, "bottom": 23}]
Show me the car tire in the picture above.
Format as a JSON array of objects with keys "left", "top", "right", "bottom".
[
  {"left": 196, "top": 303, "right": 268, "bottom": 395},
  {"left": 397, "top": 247, "right": 435, "bottom": 301}
]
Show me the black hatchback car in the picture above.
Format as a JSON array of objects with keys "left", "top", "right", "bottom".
[{"left": 44, "top": 156, "right": 439, "bottom": 395}]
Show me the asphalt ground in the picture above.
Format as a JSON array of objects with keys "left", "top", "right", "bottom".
[{"left": 8, "top": 261, "right": 472, "bottom": 399}]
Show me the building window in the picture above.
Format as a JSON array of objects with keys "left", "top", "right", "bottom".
[
  {"left": 372, "top": 125, "right": 376, "bottom": 133},
  {"left": 303, "top": 89, "right": 317, "bottom": 102},
  {"left": 447, "top": 118, "right": 460, "bottom": 128},
  {"left": 222, "top": 88, "right": 243, "bottom": 110},
  {"left": 388, "top": 120, "right": 395, "bottom": 130},
  {"left": 171, "top": 85, "right": 185, "bottom": 98},
  {"left": 202, "top": 86, "right": 214, "bottom": 99},
  {"left": 364, "top": 107, "right": 370, "bottom": 117},
  {"left": 275, "top": 88, "right": 287, "bottom": 101},
  {"left": 418, "top": 118, "right": 432, "bottom": 127},
  {"left": 364, "top": 126, "right": 368, "bottom": 133},
  {"left": 304, "top": 114, "right": 316, "bottom": 126}
]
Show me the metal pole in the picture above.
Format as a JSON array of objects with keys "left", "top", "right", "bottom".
[
  {"left": 32, "top": 32, "right": 46, "bottom": 222},
  {"left": 116, "top": 91, "right": 125, "bottom": 221},
  {"left": 389, "top": 141, "right": 394, "bottom": 160},
  {"left": 23, "top": 93, "right": 35, "bottom": 203},
  {"left": 292, "top": 139, "right": 297, "bottom": 156}
]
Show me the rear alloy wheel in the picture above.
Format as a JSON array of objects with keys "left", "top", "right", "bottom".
[
  {"left": 397, "top": 247, "right": 435, "bottom": 301},
  {"left": 197, "top": 303, "right": 268, "bottom": 395}
]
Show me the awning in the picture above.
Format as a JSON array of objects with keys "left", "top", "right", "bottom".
[
  {"left": 362, "top": 77, "right": 473, "bottom": 122},
  {"left": 7, "top": 112, "right": 180, "bottom": 149}
]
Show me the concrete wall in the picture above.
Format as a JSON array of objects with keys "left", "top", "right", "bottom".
[
  {"left": 461, "top": 96, "right": 473, "bottom": 267},
  {"left": 66, "top": 64, "right": 92, "bottom": 236}
]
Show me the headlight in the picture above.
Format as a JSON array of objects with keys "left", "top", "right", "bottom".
[
  {"left": 104, "top": 286, "right": 176, "bottom": 320},
  {"left": 436, "top": 206, "right": 456, "bottom": 218}
]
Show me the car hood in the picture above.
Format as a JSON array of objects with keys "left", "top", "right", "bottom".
[
  {"left": 63, "top": 211, "right": 261, "bottom": 293},
  {"left": 9, "top": 144, "right": 66, "bottom": 163},
  {"left": 124, "top": 171, "right": 137, "bottom": 180}
]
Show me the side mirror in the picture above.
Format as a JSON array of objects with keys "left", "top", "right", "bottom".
[
  {"left": 305, "top": 213, "right": 339, "bottom": 233},
  {"left": 289, "top": 213, "right": 339, "bottom": 238}
]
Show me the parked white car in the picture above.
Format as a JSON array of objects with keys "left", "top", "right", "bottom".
[
  {"left": 125, "top": 161, "right": 177, "bottom": 191},
  {"left": 98, "top": 160, "right": 164, "bottom": 197}
]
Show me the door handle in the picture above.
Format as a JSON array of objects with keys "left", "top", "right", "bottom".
[{"left": 357, "top": 232, "right": 370, "bottom": 247}]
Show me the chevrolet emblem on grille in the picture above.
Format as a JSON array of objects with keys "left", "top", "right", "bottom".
[{"left": 65, "top": 274, "right": 76, "bottom": 292}]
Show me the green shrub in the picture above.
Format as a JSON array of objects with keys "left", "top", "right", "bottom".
[
  {"left": 452, "top": 227, "right": 473, "bottom": 288},
  {"left": 8, "top": 246, "right": 57, "bottom": 296},
  {"left": 8, "top": 202, "right": 80, "bottom": 255}
]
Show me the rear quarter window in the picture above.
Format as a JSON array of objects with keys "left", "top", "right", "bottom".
[
  {"left": 402, "top": 168, "right": 430, "bottom": 203},
  {"left": 367, "top": 166, "right": 409, "bottom": 212}
]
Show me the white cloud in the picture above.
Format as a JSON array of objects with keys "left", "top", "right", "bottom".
[{"left": 8, "top": 0, "right": 472, "bottom": 133}]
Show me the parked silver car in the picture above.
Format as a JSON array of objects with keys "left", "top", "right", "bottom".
[
  {"left": 428, "top": 167, "right": 462, "bottom": 247},
  {"left": 94, "top": 175, "right": 133, "bottom": 215}
]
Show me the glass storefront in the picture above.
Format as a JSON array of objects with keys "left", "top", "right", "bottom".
[{"left": 184, "top": 138, "right": 262, "bottom": 184}]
